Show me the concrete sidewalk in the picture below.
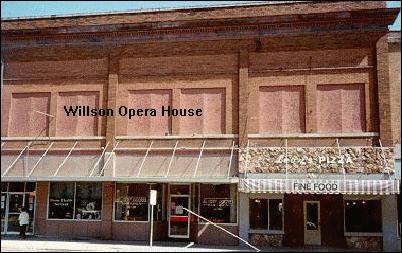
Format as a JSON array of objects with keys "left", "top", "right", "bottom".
[{"left": 1, "top": 236, "right": 367, "bottom": 252}]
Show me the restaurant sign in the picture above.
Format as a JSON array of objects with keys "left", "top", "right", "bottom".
[{"left": 292, "top": 181, "right": 339, "bottom": 193}]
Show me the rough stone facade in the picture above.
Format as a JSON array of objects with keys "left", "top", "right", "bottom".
[
  {"left": 239, "top": 147, "right": 395, "bottom": 174},
  {"left": 249, "top": 234, "right": 283, "bottom": 247},
  {"left": 346, "top": 236, "right": 383, "bottom": 251}
]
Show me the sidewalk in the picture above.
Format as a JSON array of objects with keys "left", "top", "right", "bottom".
[{"left": 1, "top": 236, "right": 367, "bottom": 252}]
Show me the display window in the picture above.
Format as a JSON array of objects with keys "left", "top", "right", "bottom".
[
  {"left": 48, "top": 182, "right": 102, "bottom": 220},
  {"left": 199, "top": 184, "right": 237, "bottom": 224},
  {"left": 344, "top": 199, "right": 382, "bottom": 233},
  {"left": 249, "top": 198, "right": 283, "bottom": 231}
]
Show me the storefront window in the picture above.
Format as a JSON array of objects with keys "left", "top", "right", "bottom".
[
  {"left": 199, "top": 184, "right": 237, "bottom": 223},
  {"left": 48, "top": 182, "right": 102, "bottom": 220},
  {"left": 48, "top": 182, "right": 75, "bottom": 219},
  {"left": 250, "top": 199, "right": 268, "bottom": 229},
  {"left": 249, "top": 198, "right": 283, "bottom": 231},
  {"left": 345, "top": 200, "right": 382, "bottom": 233},
  {"left": 75, "top": 183, "right": 102, "bottom": 220},
  {"left": 114, "top": 183, "right": 149, "bottom": 221}
]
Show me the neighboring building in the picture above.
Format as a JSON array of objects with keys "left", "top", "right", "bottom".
[
  {"left": 0, "top": 1, "right": 400, "bottom": 251},
  {"left": 388, "top": 30, "right": 401, "bottom": 252}
]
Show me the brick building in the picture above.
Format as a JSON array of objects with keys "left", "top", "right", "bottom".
[{"left": 1, "top": 1, "right": 400, "bottom": 251}]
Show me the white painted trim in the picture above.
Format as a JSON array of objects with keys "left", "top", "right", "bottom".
[
  {"left": 115, "top": 134, "right": 238, "bottom": 140},
  {"left": 248, "top": 132, "right": 379, "bottom": 139},
  {"left": 1, "top": 136, "right": 105, "bottom": 141}
]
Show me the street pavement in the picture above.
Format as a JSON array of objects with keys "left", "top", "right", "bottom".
[{"left": 1, "top": 236, "right": 367, "bottom": 252}]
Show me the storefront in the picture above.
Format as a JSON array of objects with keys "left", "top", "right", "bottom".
[
  {"left": 0, "top": 138, "right": 239, "bottom": 245},
  {"left": 238, "top": 145, "right": 401, "bottom": 251}
]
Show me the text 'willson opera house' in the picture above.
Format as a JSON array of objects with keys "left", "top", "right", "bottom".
[{"left": 1, "top": 1, "right": 401, "bottom": 251}]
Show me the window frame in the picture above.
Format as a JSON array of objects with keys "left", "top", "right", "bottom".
[
  {"left": 248, "top": 194, "right": 284, "bottom": 234},
  {"left": 112, "top": 183, "right": 151, "bottom": 223},
  {"left": 343, "top": 195, "right": 383, "bottom": 236},
  {"left": 46, "top": 182, "right": 103, "bottom": 222},
  {"left": 198, "top": 183, "right": 239, "bottom": 226}
]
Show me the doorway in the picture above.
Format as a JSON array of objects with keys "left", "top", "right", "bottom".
[
  {"left": 1, "top": 182, "right": 36, "bottom": 235},
  {"left": 168, "top": 184, "right": 190, "bottom": 239},
  {"left": 303, "top": 201, "right": 321, "bottom": 245}
]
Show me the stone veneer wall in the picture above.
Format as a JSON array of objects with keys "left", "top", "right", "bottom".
[
  {"left": 249, "top": 234, "right": 283, "bottom": 247},
  {"left": 345, "top": 236, "right": 383, "bottom": 251},
  {"left": 239, "top": 147, "right": 394, "bottom": 174}
]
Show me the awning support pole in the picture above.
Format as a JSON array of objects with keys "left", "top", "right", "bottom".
[
  {"left": 378, "top": 139, "right": 390, "bottom": 175},
  {"left": 2, "top": 143, "right": 31, "bottom": 177},
  {"left": 28, "top": 141, "right": 54, "bottom": 177},
  {"left": 285, "top": 139, "right": 288, "bottom": 179},
  {"left": 97, "top": 141, "right": 120, "bottom": 177},
  {"left": 88, "top": 142, "right": 109, "bottom": 177},
  {"left": 245, "top": 140, "right": 249, "bottom": 178},
  {"left": 54, "top": 141, "right": 78, "bottom": 176},
  {"left": 183, "top": 208, "right": 260, "bottom": 252},
  {"left": 193, "top": 140, "right": 206, "bottom": 178},
  {"left": 165, "top": 140, "right": 179, "bottom": 178},
  {"left": 1, "top": 142, "right": 5, "bottom": 148},
  {"left": 136, "top": 140, "right": 153, "bottom": 177},
  {"left": 336, "top": 138, "right": 346, "bottom": 193},
  {"left": 227, "top": 140, "right": 235, "bottom": 178}
]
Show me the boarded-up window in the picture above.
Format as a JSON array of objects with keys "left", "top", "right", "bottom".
[
  {"left": 180, "top": 88, "right": 225, "bottom": 134},
  {"left": 317, "top": 84, "right": 366, "bottom": 133},
  {"left": 127, "top": 90, "right": 171, "bottom": 136},
  {"left": 9, "top": 93, "right": 51, "bottom": 137},
  {"left": 259, "top": 86, "right": 305, "bottom": 133},
  {"left": 57, "top": 92, "right": 99, "bottom": 136}
]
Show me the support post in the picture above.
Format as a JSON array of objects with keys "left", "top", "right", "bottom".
[
  {"left": 193, "top": 140, "right": 206, "bottom": 178},
  {"left": 165, "top": 141, "right": 179, "bottom": 178},
  {"left": 98, "top": 141, "right": 120, "bottom": 177},
  {"left": 227, "top": 140, "right": 235, "bottom": 178},
  {"left": 137, "top": 141, "right": 154, "bottom": 177},
  {"left": 28, "top": 142, "right": 54, "bottom": 177},
  {"left": 54, "top": 141, "right": 78, "bottom": 176},
  {"left": 89, "top": 142, "right": 109, "bottom": 177}
]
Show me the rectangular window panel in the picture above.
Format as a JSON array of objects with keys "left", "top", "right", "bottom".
[
  {"left": 74, "top": 182, "right": 102, "bottom": 220},
  {"left": 317, "top": 84, "right": 366, "bottom": 133},
  {"left": 249, "top": 198, "right": 268, "bottom": 230},
  {"left": 180, "top": 88, "right": 225, "bottom": 134},
  {"left": 259, "top": 86, "right": 305, "bottom": 133},
  {"left": 9, "top": 93, "right": 51, "bottom": 137},
  {"left": 199, "top": 184, "right": 237, "bottom": 223},
  {"left": 269, "top": 199, "right": 283, "bottom": 231},
  {"left": 114, "top": 183, "right": 149, "bottom": 221},
  {"left": 48, "top": 182, "right": 75, "bottom": 219},
  {"left": 127, "top": 90, "right": 171, "bottom": 136},
  {"left": 345, "top": 200, "right": 382, "bottom": 233},
  {"left": 56, "top": 92, "right": 99, "bottom": 136}
]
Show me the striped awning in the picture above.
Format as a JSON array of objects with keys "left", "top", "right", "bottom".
[{"left": 239, "top": 178, "right": 400, "bottom": 195}]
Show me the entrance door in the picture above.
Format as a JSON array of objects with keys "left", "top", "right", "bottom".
[
  {"left": 1, "top": 193, "right": 7, "bottom": 233},
  {"left": 168, "top": 195, "right": 190, "bottom": 238},
  {"left": 303, "top": 201, "right": 321, "bottom": 245},
  {"left": 6, "top": 193, "right": 24, "bottom": 234},
  {"left": 1, "top": 193, "right": 35, "bottom": 234}
]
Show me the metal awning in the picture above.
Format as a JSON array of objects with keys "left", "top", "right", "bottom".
[
  {"left": 1, "top": 138, "right": 238, "bottom": 183},
  {"left": 239, "top": 178, "right": 400, "bottom": 195}
]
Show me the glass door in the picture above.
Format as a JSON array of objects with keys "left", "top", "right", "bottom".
[
  {"left": 6, "top": 193, "right": 24, "bottom": 233},
  {"left": 303, "top": 201, "right": 321, "bottom": 245},
  {"left": 169, "top": 195, "right": 190, "bottom": 238},
  {"left": 1, "top": 193, "right": 7, "bottom": 233}
]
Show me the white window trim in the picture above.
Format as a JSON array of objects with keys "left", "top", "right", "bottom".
[
  {"left": 343, "top": 196, "right": 383, "bottom": 236},
  {"left": 198, "top": 183, "right": 239, "bottom": 226},
  {"left": 47, "top": 182, "right": 103, "bottom": 222}
]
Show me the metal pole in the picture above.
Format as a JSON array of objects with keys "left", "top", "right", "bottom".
[{"left": 150, "top": 204, "right": 154, "bottom": 247}]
